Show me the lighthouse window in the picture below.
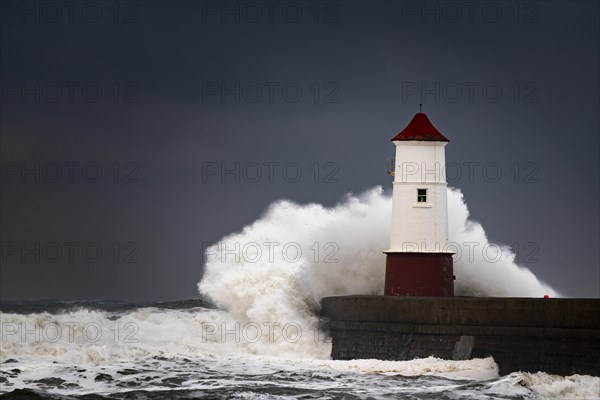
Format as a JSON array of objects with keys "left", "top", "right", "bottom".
[{"left": 417, "top": 189, "right": 427, "bottom": 203}]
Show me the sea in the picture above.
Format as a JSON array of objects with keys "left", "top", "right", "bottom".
[
  {"left": 1, "top": 299, "right": 598, "bottom": 400},
  {"left": 1, "top": 188, "right": 599, "bottom": 399}
]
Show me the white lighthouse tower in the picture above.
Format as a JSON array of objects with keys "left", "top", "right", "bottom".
[{"left": 384, "top": 109, "right": 454, "bottom": 296}]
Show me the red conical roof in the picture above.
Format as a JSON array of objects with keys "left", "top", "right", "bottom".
[{"left": 391, "top": 113, "right": 449, "bottom": 142}]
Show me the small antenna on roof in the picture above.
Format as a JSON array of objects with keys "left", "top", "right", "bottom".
[{"left": 419, "top": 103, "right": 422, "bottom": 113}]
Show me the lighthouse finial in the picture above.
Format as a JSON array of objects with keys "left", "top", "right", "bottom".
[{"left": 419, "top": 103, "right": 422, "bottom": 113}]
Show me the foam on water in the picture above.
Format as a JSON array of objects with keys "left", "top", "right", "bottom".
[
  {"left": 199, "top": 186, "right": 558, "bottom": 359},
  {"left": 0, "top": 307, "right": 248, "bottom": 364},
  {"left": 2, "top": 306, "right": 598, "bottom": 398},
  {"left": 0, "top": 307, "right": 497, "bottom": 380},
  {"left": 518, "top": 372, "right": 600, "bottom": 400},
  {"left": 299, "top": 356, "right": 499, "bottom": 380},
  {"left": 488, "top": 372, "right": 600, "bottom": 400}
]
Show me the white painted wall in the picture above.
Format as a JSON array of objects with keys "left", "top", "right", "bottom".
[{"left": 388, "top": 141, "right": 450, "bottom": 253}]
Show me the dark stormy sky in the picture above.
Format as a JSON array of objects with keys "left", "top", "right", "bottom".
[{"left": 1, "top": 1, "right": 598, "bottom": 301}]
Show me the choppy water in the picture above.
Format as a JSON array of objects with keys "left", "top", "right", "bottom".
[
  {"left": 1, "top": 300, "right": 598, "bottom": 399},
  {"left": 2, "top": 187, "right": 597, "bottom": 398}
]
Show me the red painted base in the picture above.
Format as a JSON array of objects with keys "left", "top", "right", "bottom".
[{"left": 384, "top": 252, "right": 454, "bottom": 296}]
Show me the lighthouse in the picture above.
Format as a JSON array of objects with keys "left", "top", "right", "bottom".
[{"left": 384, "top": 110, "right": 454, "bottom": 296}]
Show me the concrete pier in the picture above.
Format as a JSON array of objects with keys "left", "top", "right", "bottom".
[{"left": 320, "top": 296, "right": 600, "bottom": 376}]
